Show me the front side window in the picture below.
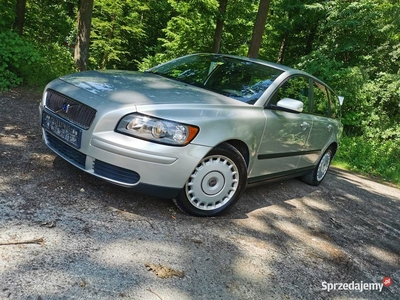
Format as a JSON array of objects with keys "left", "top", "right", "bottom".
[
  {"left": 147, "top": 54, "right": 283, "bottom": 104},
  {"left": 270, "top": 76, "right": 310, "bottom": 113}
]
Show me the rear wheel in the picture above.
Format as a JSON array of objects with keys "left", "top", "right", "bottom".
[
  {"left": 174, "top": 143, "right": 247, "bottom": 217},
  {"left": 301, "top": 148, "right": 333, "bottom": 186}
]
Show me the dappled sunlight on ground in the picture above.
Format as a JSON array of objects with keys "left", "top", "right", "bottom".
[
  {"left": 1, "top": 88, "right": 399, "bottom": 299},
  {"left": 365, "top": 245, "right": 399, "bottom": 266}
]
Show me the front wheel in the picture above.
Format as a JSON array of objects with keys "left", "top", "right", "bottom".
[
  {"left": 174, "top": 143, "right": 247, "bottom": 217},
  {"left": 301, "top": 148, "right": 333, "bottom": 186}
]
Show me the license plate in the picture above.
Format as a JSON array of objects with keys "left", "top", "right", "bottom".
[{"left": 42, "top": 111, "right": 82, "bottom": 148}]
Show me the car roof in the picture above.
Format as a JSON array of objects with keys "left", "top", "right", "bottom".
[
  {"left": 185, "top": 53, "right": 328, "bottom": 86},
  {"left": 187, "top": 53, "right": 296, "bottom": 72}
]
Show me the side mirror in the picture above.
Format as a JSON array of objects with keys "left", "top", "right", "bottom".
[
  {"left": 277, "top": 98, "right": 304, "bottom": 113},
  {"left": 338, "top": 96, "right": 344, "bottom": 106}
]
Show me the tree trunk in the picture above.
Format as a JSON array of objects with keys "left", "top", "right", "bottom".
[
  {"left": 305, "top": 26, "right": 317, "bottom": 55},
  {"left": 74, "top": 0, "right": 94, "bottom": 71},
  {"left": 247, "top": 0, "right": 271, "bottom": 58},
  {"left": 277, "top": 32, "right": 288, "bottom": 64},
  {"left": 13, "top": 0, "right": 27, "bottom": 36},
  {"left": 212, "top": 0, "right": 228, "bottom": 53}
]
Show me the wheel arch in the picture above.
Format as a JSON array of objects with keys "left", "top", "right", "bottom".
[
  {"left": 328, "top": 142, "right": 338, "bottom": 157},
  {"left": 175, "top": 140, "right": 248, "bottom": 216},
  {"left": 217, "top": 139, "right": 250, "bottom": 169}
]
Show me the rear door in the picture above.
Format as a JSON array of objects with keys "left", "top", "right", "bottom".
[{"left": 298, "top": 80, "right": 337, "bottom": 167}]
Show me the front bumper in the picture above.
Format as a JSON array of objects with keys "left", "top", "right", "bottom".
[{"left": 41, "top": 126, "right": 211, "bottom": 199}]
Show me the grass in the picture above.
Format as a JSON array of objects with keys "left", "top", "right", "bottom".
[{"left": 332, "top": 135, "right": 400, "bottom": 187}]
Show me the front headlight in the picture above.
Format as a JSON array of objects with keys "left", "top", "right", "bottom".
[{"left": 116, "top": 113, "right": 199, "bottom": 146}]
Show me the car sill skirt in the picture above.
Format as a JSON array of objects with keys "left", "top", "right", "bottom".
[{"left": 248, "top": 166, "right": 315, "bottom": 186}]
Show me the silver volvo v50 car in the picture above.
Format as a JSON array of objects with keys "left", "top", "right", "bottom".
[{"left": 39, "top": 53, "right": 343, "bottom": 216}]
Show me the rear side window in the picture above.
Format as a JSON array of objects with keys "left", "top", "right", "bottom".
[
  {"left": 312, "top": 81, "right": 329, "bottom": 117},
  {"left": 327, "top": 88, "right": 340, "bottom": 118}
]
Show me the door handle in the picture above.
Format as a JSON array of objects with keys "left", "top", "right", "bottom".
[{"left": 301, "top": 122, "right": 310, "bottom": 130}]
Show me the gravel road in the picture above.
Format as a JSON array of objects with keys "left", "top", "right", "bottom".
[{"left": 1, "top": 88, "right": 399, "bottom": 299}]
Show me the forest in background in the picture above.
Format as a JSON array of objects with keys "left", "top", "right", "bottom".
[{"left": 1, "top": 0, "right": 399, "bottom": 184}]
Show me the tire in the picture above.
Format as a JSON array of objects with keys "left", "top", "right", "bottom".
[
  {"left": 174, "top": 143, "right": 247, "bottom": 217},
  {"left": 301, "top": 148, "right": 333, "bottom": 186}
]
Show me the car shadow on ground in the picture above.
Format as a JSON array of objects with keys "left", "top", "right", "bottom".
[{"left": 1, "top": 89, "right": 399, "bottom": 299}]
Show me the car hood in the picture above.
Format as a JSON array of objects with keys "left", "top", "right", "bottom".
[{"left": 59, "top": 70, "right": 241, "bottom": 106}]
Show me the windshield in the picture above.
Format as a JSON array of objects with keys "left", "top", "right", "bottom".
[{"left": 146, "top": 54, "right": 283, "bottom": 104}]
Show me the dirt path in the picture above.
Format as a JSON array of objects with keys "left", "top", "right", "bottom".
[{"left": 1, "top": 87, "right": 399, "bottom": 299}]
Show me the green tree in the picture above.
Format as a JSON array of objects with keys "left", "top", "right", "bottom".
[
  {"left": 139, "top": 0, "right": 259, "bottom": 69},
  {"left": 139, "top": 0, "right": 221, "bottom": 69},
  {"left": 161, "top": 0, "right": 218, "bottom": 56},
  {"left": 89, "top": 0, "right": 148, "bottom": 70},
  {"left": 24, "top": 0, "right": 76, "bottom": 45},
  {"left": 218, "top": 0, "right": 257, "bottom": 56},
  {"left": 0, "top": 0, "right": 76, "bottom": 89},
  {"left": 0, "top": 0, "right": 16, "bottom": 28},
  {"left": 263, "top": 0, "right": 327, "bottom": 64}
]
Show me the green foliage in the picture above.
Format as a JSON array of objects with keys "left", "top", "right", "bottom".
[
  {"left": 0, "top": 0, "right": 76, "bottom": 90},
  {"left": 22, "top": 43, "right": 76, "bottom": 87},
  {"left": 138, "top": 0, "right": 259, "bottom": 70},
  {"left": 138, "top": 0, "right": 222, "bottom": 70},
  {"left": 262, "top": 0, "right": 328, "bottom": 64},
  {"left": 0, "top": 30, "right": 75, "bottom": 91},
  {"left": 24, "top": 0, "right": 75, "bottom": 45},
  {"left": 0, "top": 0, "right": 15, "bottom": 28},
  {"left": 220, "top": 0, "right": 257, "bottom": 56},
  {"left": 335, "top": 135, "right": 400, "bottom": 185},
  {"left": 0, "top": 31, "right": 41, "bottom": 90},
  {"left": 138, "top": 53, "right": 167, "bottom": 71},
  {"left": 138, "top": 0, "right": 174, "bottom": 61},
  {"left": 159, "top": 0, "right": 218, "bottom": 57},
  {"left": 356, "top": 73, "right": 400, "bottom": 140},
  {"left": 323, "top": 0, "right": 382, "bottom": 65},
  {"left": 1, "top": 0, "right": 399, "bottom": 183},
  {"left": 90, "top": 0, "right": 148, "bottom": 70}
]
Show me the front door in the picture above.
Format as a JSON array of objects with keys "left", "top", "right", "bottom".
[{"left": 249, "top": 75, "right": 314, "bottom": 182}]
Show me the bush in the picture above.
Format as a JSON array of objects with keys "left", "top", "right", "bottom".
[
  {"left": 335, "top": 135, "right": 400, "bottom": 185},
  {"left": 0, "top": 31, "right": 42, "bottom": 91},
  {"left": 0, "top": 30, "right": 76, "bottom": 91},
  {"left": 356, "top": 73, "right": 400, "bottom": 140},
  {"left": 22, "top": 43, "right": 76, "bottom": 87}
]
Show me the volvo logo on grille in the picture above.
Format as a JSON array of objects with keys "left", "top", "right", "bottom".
[
  {"left": 56, "top": 102, "right": 77, "bottom": 115},
  {"left": 62, "top": 103, "right": 72, "bottom": 113}
]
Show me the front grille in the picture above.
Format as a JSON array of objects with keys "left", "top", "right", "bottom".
[
  {"left": 94, "top": 160, "right": 140, "bottom": 184},
  {"left": 46, "top": 132, "right": 86, "bottom": 169},
  {"left": 45, "top": 89, "right": 96, "bottom": 129}
]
